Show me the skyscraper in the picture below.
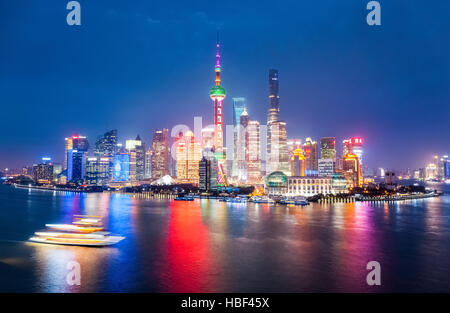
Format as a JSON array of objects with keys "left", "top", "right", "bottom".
[
  {"left": 320, "top": 137, "right": 336, "bottom": 160},
  {"left": 64, "top": 137, "right": 73, "bottom": 171},
  {"left": 151, "top": 129, "right": 170, "bottom": 179},
  {"left": 66, "top": 135, "right": 89, "bottom": 183},
  {"left": 33, "top": 158, "right": 54, "bottom": 184},
  {"left": 247, "top": 120, "right": 261, "bottom": 183},
  {"left": 199, "top": 156, "right": 211, "bottom": 191},
  {"left": 343, "top": 152, "right": 362, "bottom": 188},
  {"left": 125, "top": 135, "right": 145, "bottom": 181},
  {"left": 290, "top": 148, "right": 306, "bottom": 177},
  {"left": 145, "top": 148, "right": 152, "bottom": 179},
  {"left": 343, "top": 138, "right": 363, "bottom": 165},
  {"left": 94, "top": 130, "right": 118, "bottom": 158},
  {"left": 94, "top": 130, "right": 118, "bottom": 182},
  {"left": 237, "top": 108, "right": 249, "bottom": 182},
  {"left": 267, "top": 69, "right": 280, "bottom": 124},
  {"left": 85, "top": 157, "right": 109, "bottom": 186},
  {"left": 176, "top": 131, "right": 202, "bottom": 184},
  {"left": 232, "top": 97, "right": 246, "bottom": 178},
  {"left": 266, "top": 69, "right": 289, "bottom": 175},
  {"left": 287, "top": 139, "right": 303, "bottom": 157},
  {"left": 303, "top": 137, "right": 318, "bottom": 175}
]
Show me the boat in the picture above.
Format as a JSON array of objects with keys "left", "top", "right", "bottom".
[
  {"left": 280, "top": 196, "right": 309, "bottom": 206},
  {"left": 174, "top": 195, "right": 194, "bottom": 201},
  {"left": 29, "top": 215, "right": 125, "bottom": 247},
  {"left": 225, "top": 197, "right": 247, "bottom": 203},
  {"left": 250, "top": 196, "right": 275, "bottom": 203}
]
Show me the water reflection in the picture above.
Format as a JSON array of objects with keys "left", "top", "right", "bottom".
[{"left": 1, "top": 185, "right": 450, "bottom": 292}]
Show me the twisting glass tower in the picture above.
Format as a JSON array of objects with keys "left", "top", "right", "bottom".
[{"left": 209, "top": 35, "right": 228, "bottom": 186}]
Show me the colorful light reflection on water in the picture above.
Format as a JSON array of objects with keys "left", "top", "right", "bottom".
[{"left": 0, "top": 185, "right": 450, "bottom": 292}]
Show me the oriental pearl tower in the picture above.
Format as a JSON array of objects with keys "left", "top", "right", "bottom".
[{"left": 209, "top": 34, "right": 228, "bottom": 186}]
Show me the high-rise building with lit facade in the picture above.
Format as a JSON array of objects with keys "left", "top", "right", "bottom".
[
  {"left": 343, "top": 152, "right": 362, "bottom": 188},
  {"left": 145, "top": 148, "right": 152, "bottom": 179},
  {"left": 64, "top": 137, "right": 73, "bottom": 171},
  {"left": 33, "top": 158, "right": 54, "bottom": 184},
  {"left": 320, "top": 137, "right": 336, "bottom": 160},
  {"left": 85, "top": 157, "right": 109, "bottom": 186},
  {"left": 266, "top": 69, "right": 289, "bottom": 176},
  {"left": 267, "top": 69, "right": 280, "bottom": 124},
  {"left": 94, "top": 130, "right": 117, "bottom": 182},
  {"left": 287, "top": 139, "right": 302, "bottom": 158},
  {"left": 175, "top": 131, "right": 202, "bottom": 184},
  {"left": 438, "top": 155, "right": 449, "bottom": 181},
  {"left": 444, "top": 159, "right": 450, "bottom": 181},
  {"left": 318, "top": 159, "right": 335, "bottom": 177},
  {"left": 247, "top": 120, "right": 261, "bottom": 183},
  {"left": 94, "top": 130, "right": 117, "bottom": 158},
  {"left": 113, "top": 153, "right": 130, "bottom": 182},
  {"left": 151, "top": 128, "right": 170, "bottom": 179},
  {"left": 290, "top": 148, "right": 306, "bottom": 177},
  {"left": 267, "top": 121, "right": 289, "bottom": 175},
  {"left": 199, "top": 156, "right": 211, "bottom": 191},
  {"left": 343, "top": 137, "right": 363, "bottom": 165},
  {"left": 303, "top": 137, "right": 318, "bottom": 175},
  {"left": 126, "top": 135, "right": 145, "bottom": 182},
  {"left": 65, "top": 135, "right": 89, "bottom": 183},
  {"left": 236, "top": 108, "right": 249, "bottom": 182},
  {"left": 201, "top": 127, "right": 214, "bottom": 150},
  {"left": 232, "top": 97, "right": 246, "bottom": 179},
  {"left": 67, "top": 149, "right": 85, "bottom": 183}
]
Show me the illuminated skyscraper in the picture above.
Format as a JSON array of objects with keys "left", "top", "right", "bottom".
[
  {"left": 145, "top": 148, "right": 152, "bottom": 179},
  {"left": 232, "top": 97, "right": 246, "bottom": 178},
  {"left": 247, "top": 120, "right": 261, "bottom": 183},
  {"left": 237, "top": 108, "right": 249, "bottom": 182},
  {"left": 267, "top": 69, "right": 280, "bottom": 124},
  {"left": 320, "top": 137, "right": 336, "bottom": 160},
  {"left": 151, "top": 129, "right": 170, "bottom": 179},
  {"left": 126, "top": 136, "right": 145, "bottom": 182},
  {"left": 66, "top": 135, "right": 89, "bottom": 183},
  {"left": 176, "top": 131, "right": 202, "bottom": 184},
  {"left": 85, "top": 157, "right": 109, "bottom": 186},
  {"left": 113, "top": 153, "right": 130, "bottom": 182},
  {"left": 33, "top": 158, "right": 54, "bottom": 184},
  {"left": 287, "top": 139, "right": 302, "bottom": 158},
  {"left": 303, "top": 137, "right": 318, "bottom": 175},
  {"left": 94, "top": 130, "right": 118, "bottom": 158},
  {"left": 343, "top": 138, "right": 363, "bottom": 165},
  {"left": 201, "top": 127, "right": 214, "bottom": 150},
  {"left": 290, "top": 148, "right": 306, "bottom": 177},
  {"left": 64, "top": 137, "right": 73, "bottom": 171},
  {"left": 343, "top": 152, "right": 362, "bottom": 188},
  {"left": 266, "top": 69, "right": 289, "bottom": 176}
]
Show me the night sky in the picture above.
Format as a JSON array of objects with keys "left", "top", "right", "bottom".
[{"left": 0, "top": 0, "right": 449, "bottom": 171}]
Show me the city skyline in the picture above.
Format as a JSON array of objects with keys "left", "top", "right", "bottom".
[{"left": 1, "top": 1, "right": 449, "bottom": 170}]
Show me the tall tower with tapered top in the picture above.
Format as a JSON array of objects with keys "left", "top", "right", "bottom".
[
  {"left": 209, "top": 34, "right": 228, "bottom": 186},
  {"left": 210, "top": 35, "right": 226, "bottom": 151}
]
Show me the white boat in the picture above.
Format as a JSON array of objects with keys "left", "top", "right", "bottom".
[
  {"left": 29, "top": 215, "right": 125, "bottom": 247},
  {"left": 225, "top": 197, "right": 247, "bottom": 203},
  {"left": 280, "top": 196, "right": 309, "bottom": 206},
  {"left": 250, "top": 196, "right": 274, "bottom": 203}
]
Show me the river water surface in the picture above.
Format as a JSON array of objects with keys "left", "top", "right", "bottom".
[{"left": 0, "top": 184, "right": 449, "bottom": 292}]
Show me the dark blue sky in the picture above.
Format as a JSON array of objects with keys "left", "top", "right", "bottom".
[{"left": 0, "top": 0, "right": 449, "bottom": 170}]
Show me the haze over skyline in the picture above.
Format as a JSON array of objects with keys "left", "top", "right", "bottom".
[{"left": 1, "top": 0, "right": 449, "bottom": 170}]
